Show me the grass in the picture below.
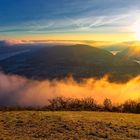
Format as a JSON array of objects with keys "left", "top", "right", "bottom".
[{"left": 0, "top": 111, "right": 140, "bottom": 140}]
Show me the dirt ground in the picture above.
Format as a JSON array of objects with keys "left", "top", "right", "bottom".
[{"left": 0, "top": 111, "right": 140, "bottom": 140}]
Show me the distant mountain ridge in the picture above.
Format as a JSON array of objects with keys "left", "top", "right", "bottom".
[
  {"left": 0, "top": 44, "right": 140, "bottom": 82},
  {"left": 116, "top": 47, "right": 140, "bottom": 63}
]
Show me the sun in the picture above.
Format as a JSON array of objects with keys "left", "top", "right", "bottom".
[
  {"left": 135, "top": 24, "right": 140, "bottom": 40},
  {"left": 135, "top": 31, "right": 140, "bottom": 40},
  {"left": 133, "top": 22, "right": 140, "bottom": 40}
]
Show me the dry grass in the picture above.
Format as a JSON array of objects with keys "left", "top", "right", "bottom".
[{"left": 0, "top": 111, "right": 140, "bottom": 140}]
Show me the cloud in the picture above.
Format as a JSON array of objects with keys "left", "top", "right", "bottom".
[
  {"left": 0, "top": 40, "right": 11, "bottom": 46},
  {"left": 1, "top": 9, "right": 140, "bottom": 36},
  {"left": 0, "top": 72, "right": 140, "bottom": 107},
  {"left": 1, "top": 0, "right": 140, "bottom": 36}
]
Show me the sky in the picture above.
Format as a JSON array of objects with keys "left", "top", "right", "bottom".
[{"left": 0, "top": 0, "right": 140, "bottom": 41}]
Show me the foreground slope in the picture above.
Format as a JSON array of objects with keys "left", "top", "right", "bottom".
[{"left": 0, "top": 111, "right": 140, "bottom": 140}]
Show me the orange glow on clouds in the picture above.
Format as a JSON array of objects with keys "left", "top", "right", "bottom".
[{"left": 0, "top": 73, "right": 140, "bottom": 106}]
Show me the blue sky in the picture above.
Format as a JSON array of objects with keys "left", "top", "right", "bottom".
[{"left": 0, "top": 0, "right": 140, "bottom": 41}]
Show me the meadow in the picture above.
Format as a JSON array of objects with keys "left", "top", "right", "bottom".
[{"left": 0, "top": 111, "right": 140, "bottom": 140}]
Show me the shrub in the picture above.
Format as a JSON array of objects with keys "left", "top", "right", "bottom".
[
  {"left": 0, "top": 97, "right": 140, "bottom": 114},
  {"left": 122, "top": 100, "right": 140, "bottom": 113},
  {"left": 48, "top": 97, "right": 98, "bottom": 111},
  {"left": 103, "top": 98, "right": 112, "bottom": 111}
]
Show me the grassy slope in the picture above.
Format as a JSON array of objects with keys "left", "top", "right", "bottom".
[{"left": 0, "top": 111, "right": 140, "bottom": 140}]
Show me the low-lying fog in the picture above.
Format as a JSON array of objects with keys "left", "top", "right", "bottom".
[{"left": 0, "top": 72, "right": 140, "bottom": 106}]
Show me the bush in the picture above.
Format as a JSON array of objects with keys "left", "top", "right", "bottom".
[
  {"left": 48, "top": 97, "right": 68, "bottom": 111},
  {"left": 0, "top": 97, "right": 140, "bottom": 114},
  {"left": 103, "top": 98, "right": 112, "bottom": 111},
  {"left": 48, "top": 97, "right": 98, "bottom": 111},
  {"left": 122, "top": 100, "right": 140, "bottom": 113},
  {"left": 82, "top": 98, "right": 98, "bottom": 111}
]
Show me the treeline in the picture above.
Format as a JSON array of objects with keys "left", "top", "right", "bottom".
[{"left": 0, "top": 97, "right": 140, "bottom": 114}]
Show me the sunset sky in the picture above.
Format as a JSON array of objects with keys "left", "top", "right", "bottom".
[{"left": 1, "top": 0, "right": 140, "bottom": 42}]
